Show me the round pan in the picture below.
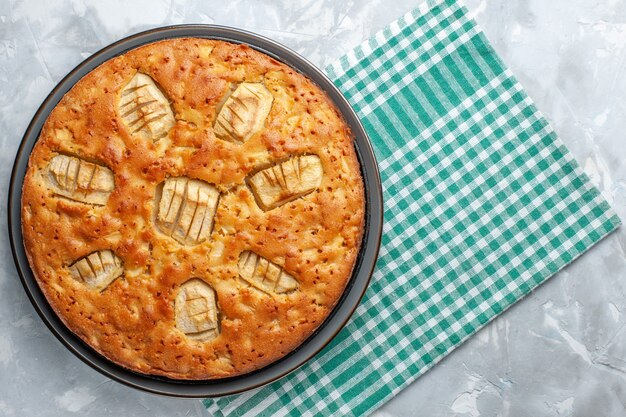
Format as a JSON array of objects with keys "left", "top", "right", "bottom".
[{"left": 8, "top": 25, "right": 383, "bottom": 398}]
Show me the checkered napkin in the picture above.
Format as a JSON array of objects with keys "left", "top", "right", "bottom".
[{"left": 205, "top": 0, "right": 621, "bottom": 415}]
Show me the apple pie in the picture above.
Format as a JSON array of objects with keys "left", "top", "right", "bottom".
[{"left": 21, "top": 38, "right": 365, "bottom": 379}]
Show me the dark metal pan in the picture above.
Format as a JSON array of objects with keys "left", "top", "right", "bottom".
[{"left": 8, "top": 25, "right": 383, "bottom": 398}]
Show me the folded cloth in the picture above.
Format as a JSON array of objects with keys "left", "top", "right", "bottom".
[{"left": 205, "top": 0, "right": 621, "bottom": 415}]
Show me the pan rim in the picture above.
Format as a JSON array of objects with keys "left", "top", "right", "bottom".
[{"left": 8, "top": 24, "right": 383, "bottom": 398}]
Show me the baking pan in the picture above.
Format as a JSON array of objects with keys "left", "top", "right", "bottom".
[{"left": 8, "top": 25, "right": 383, "bottom": 397}]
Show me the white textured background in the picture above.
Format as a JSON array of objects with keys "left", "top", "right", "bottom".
[{"left": 1, "top": 0, "right": 625, "bottom": 416}]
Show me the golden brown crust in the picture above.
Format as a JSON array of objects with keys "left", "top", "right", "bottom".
[{"left": 21, "top": 38, "right": 365, "bottom": 379}]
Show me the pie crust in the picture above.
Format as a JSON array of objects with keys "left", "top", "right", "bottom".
[{"left": 21, "top": 38, "right": 364, "bottom": 379}]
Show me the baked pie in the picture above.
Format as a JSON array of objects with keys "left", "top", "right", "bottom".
[{"left": 21, "top": 38, "right": 364, "bottom": 379}]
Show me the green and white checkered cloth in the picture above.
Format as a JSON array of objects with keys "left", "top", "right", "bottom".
[{"left": 205, "top": 0, "right": 621, "bottom": 415}]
